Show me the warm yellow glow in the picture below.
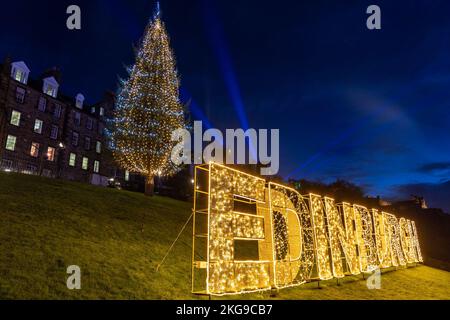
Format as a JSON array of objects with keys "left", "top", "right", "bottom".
[
  {"left": 111, "top": 15, "right": 185, "bottom": 180},
  {"left": 373, "top": 210, "right": 392, "bottom": 268},
  {"left": 191, "top": 163, "right": 424, "bottom": 295},
  {"left": 310, "top": 194, "right": 333, "bottom": 280},
  {"left": 353, "top": 205, "right": 378, "bottom": 272},
  {"left": 325, "top": 199, "right": 360, "bottom": 277},
  {"left": 384, "top": 212, "right": 407, "bottom": 267}
]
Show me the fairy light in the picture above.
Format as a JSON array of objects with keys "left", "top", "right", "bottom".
[
  {"left": 399, "top": 218, "right": 418, "bottom": 264},
  {"left": 325, "top": 199, "right": 360, "bottom": 277},
  {"left": 268, "top": 183, "right": 314, "bottom": 288},
  {"left": 310, "top": 194, "right": 333, "bottom": 280},
  {"left": 207, "top": 163, "right": 269, "bottom": 294},
  {"left": 109, "top": 12, "right": 186, "bottom": 183},
  {"left": 384, "top": 212, "right": 406, "bottom": 267},
  {"left": 372, "top": 210, "right": 392, "bottom": 268},
  {"left": 192, "top": 163, "right": 424, "bottom": 296},
  {"left": 353, "top": 205, "right": 378, "bottom": 272},
  {"left": 410, "top": 221, "right": 423, "bottom": 262}
]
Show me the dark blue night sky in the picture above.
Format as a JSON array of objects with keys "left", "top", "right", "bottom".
[{"left": 1, "top": 0, "right": 449, "bottom": 212}]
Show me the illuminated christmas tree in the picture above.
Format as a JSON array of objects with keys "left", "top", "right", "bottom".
[{"left": 111, "top": 5, "right": 186, "bottom": 196}]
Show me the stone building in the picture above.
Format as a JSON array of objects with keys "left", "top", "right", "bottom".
[{"left": 0, "top": 57, "right": 116, "bottom": 186}]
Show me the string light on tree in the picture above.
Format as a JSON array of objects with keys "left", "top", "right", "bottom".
[{"left": 110, "top": 3, "right": 186, "bottom": 195}]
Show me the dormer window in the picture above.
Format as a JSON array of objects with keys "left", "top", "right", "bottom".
[
  {"left": 11, "top": 61, "right": 30, "bottom": 84},
  {"left": 42, "top": 77, "right": 59, "bottom": 98},
  {"left": 75, "top": 93, "right": 84, "bottom": 109}
]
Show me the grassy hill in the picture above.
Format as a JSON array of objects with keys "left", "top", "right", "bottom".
[{"left": 0, "top": 172, "right": 449, "bottom": 299}]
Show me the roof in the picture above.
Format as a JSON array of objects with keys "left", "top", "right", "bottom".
[
  {"left": 2, "top": 58, "right": 113, "bottom": 119},
  {"left": 11, "top": 61, "right": 30, "bottom": 72}
]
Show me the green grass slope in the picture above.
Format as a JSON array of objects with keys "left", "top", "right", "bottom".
[{"left": 0, "top": 172, "right": 449, "bottom": 299}]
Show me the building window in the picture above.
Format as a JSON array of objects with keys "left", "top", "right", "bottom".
[
  {"left": 45, "top": 86, "right": 56, "bottom": 97},
  {"left": 30, "top": 142, "right": 40, "bottom": 157},
  {"left": 75, "top": 93, "right": 84, "bottom": 109},
  {"left": 86, "top": 118, "right": 93, "bottom": 130},
  {"left": 84, "top": 137, "right": 91, "bottom": 150},
  {"left": 94, "top": 160, "right": 100, "bottom": 173},
  {"left": 15, "top": 87, "right": 25, "bottom": 103},
  {"left": 10, "top": 110, "right": 21, "bottom": 126},
  {"left": 11, "top": 61, "right": 30, "bottom": 84},
  {"left": 74, "top": 112, "right": 81, "bottom": 126},
  {"left": 46, "top": 147, "right": 55, "bottom": 161},
  {"left": 53, "top": 104, "right": 62, "bottom": 118},
  {"left": 98, "top": 123, "right": 104, "bottom": 136},
  {"left": 38, "top": 96, "right": 47, "bottom": 112},
  {"left": 72, "top": 132, "right": 79, "bottom": 146},
  {"left": 50, "top": 125, "right": 59, "bottom": 139},
  {"left": 91, "top": 106, "right": 95, "bottom": 114},
  {"left": 6, "top": 135, "right": 17, "bottom": 151},
  {"left": 14, "top": 69, "right": 24, "bottom": 82},
  {"left": 82, "top": 157, "right": 88, "bottom": 170},
  {"left": 99, "top": 107, "right": 105, "bottom": 116},
  {"left": 34, "top": 119, "right": 43, "bottom": 134},
  {"left": 96, "top": 141, "right": 101, "bottom": 154},
  {"left": 69, "top": 153, "right": 76, "bottom": 167},
  {"left": 125, "top": 170, "right": 130, "bottom": 182},
  {"left": 42, "top": 77, "right": 59, "bottom": 98}
]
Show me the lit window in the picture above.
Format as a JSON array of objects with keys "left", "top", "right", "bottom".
[
  {"left": 15, "top": 87, "right": 25, "bottom": 103},
  {"left": 69, "top": 153, "right": 76, "bottom": 167},
  {"left": 54, "top": 104, "right": 62, "bottom": 118},
  {"left": 10, "top": 110, "right": 21, "bottom": 126},
  {"left": 125, "top": 170, "right": 130, "bottom": 182},
  {"left": 82, "top": 157, "right": 88, "bottom": 170},
  {"left": 46, "top": 147, "right": 55, "bottom": 161},
  {"left": 14, "top": 69, "right": 23, "bottom": 82},
  {"left": 94, "top": 160, "right": 100, "bottom": 173},
  {"left": 30, "top": 142, "right": 40, "bottom": 157},
  {"left": 6, "top": 135, "right": 17, "bottom": 151},
  {"left": 38, "top": 96, "right": 47, "bottom": 112},
  {"left": 34, "top": 119, "right": 43, "bottom": 134},
  {"left": 96, "top": 141, "right": 101, "bottom": 154},
  {"left": 72, "top": 132, "right": 79, "bottom": 146},
  {"left": 42, "top": 77, "right": 59, "bottom": 98},
  {"left": 11, "top": 62, "right": 29, "bottom": 84},
  {"left": 45, "top": 86, "right": 54, "bottom": 97},
  {"left": 84, "top": 137, "right": 91, "bottom": 150},
  {"left": 91, "top": 106, "right": 95, "bottom": 114},
  {"left": 99, "top": 107, "right": 104, "bottom": 116},
  {"left": 50, "top": 125, "right": 59, "bottom": 140}
]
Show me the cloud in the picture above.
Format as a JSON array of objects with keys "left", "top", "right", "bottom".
[
  {"left": 417, "top": 162, "right": 450, "bottom": 174},
  {"left": 393, "top": 180, "right": 450, "bottom": 214}
]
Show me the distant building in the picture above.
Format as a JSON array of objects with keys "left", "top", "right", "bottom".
[
  {"left": 0, "top": 57, "right": 120, "bottom": 186},
  {"left": 391, "top": 195, "right": 428, "bottom": 211}
]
